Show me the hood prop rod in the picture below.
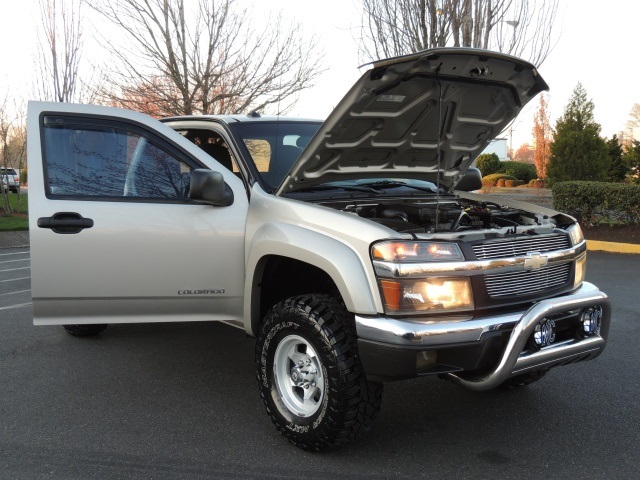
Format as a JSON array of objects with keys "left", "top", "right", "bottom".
[{"left": 435, "top": 67, "right": 443, "bottom": 232}]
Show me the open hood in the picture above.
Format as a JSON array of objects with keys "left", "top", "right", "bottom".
[{"left": 276, "top": 48, "right": 547, "bottom": 195}]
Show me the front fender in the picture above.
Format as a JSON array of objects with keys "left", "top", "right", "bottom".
[{"left": 244, "top": 222, "right": 380, "bottom": 336}]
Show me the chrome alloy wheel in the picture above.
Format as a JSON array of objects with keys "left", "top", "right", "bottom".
[{"left": 273, "top": 334, "right": 325, "bottom": 417}]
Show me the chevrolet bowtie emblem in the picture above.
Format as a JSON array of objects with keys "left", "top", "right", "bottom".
[{"left": 524, "top": 252, "right": 548, "bottom": 271}]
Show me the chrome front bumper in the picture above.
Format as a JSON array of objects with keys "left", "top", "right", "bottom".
[{"left": 355, "top": 282, "right": 610, "bottom": 388}]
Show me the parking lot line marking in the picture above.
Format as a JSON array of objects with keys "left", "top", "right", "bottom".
[
  {"left": 0, "top": 251, "right": 29, "bottom": 257},
  {"left": 0, "top": 267, "right": 31, "bottom": 273},
  {"left": 0, "top": 276, "right": 31, "bottom": 283},
  {"left": 0, "top": 289, "right": 31, "bottom": 297},
  {"left": 0, "top": 302, "right": 32, "bottom": 311},
  {"left": 0, "top": 258, "right": 30, "bottom": 265}
]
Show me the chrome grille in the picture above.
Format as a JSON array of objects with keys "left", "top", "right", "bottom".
[
  {"left": 484, "top": 263, "right": 571, "bottom": 298},
  {"left": 472, "top": 234, "right": 570, "bottom": 260}
]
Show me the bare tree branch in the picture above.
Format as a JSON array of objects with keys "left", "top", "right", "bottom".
[
  {"left": 89, "top": 0, "right": 323, "bottom": 117},
  {"left": 622, "top": 103, "right": 640, "bottom": 150},
  {"left": 358, "top": 0, "right": 558, "bottom": 67},
  {"left": 35, "top": 0, "right": 85, "bottom": 102}
]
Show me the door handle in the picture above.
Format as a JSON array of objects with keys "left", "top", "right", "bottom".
[{"left": 37, "top": 212, "right": 94, "bottom": 234}]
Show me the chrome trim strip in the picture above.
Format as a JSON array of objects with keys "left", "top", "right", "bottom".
[
  {"left": 373, "top": 241, "right": 586, "bottom": 278},
  {"left": 472, "top": 234, "right": 569, "bottom": 260},
  {"left": 484, "top": 263, "right": 571, "bottom": 297}
]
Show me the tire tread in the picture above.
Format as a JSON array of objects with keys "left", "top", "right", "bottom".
[{"left": 256, "top": 294, "right": 382, "bottom": 451}]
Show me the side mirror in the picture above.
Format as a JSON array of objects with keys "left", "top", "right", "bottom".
[
  {"left": 190, "top": 169, "right": 234, "bottom": 206},
  {"left": 454, "top": 168, "right": 482, "bottom": 192}
]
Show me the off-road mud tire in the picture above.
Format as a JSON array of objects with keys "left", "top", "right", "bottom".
[
  {"left": 62, "top": 324, "right": 108, "bottom": 337},
  {"left": 256, "top": 295, "right": 382, "bottom": 451}
]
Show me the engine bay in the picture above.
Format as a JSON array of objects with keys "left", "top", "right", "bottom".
[{"left": 321, "top": 196, "right": 558, "bottom": 234}]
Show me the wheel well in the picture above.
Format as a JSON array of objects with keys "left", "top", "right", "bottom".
[{"left": 252, "top": 255, "right": 340, "bottom": 333}]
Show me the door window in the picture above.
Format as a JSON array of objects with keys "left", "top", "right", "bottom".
[{"left": 43, "top": 122, "right": 193, "bottom": 200}]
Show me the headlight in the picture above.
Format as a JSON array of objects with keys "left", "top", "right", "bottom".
[
  {"left": 372, "top": 241, "right": 464, "bottom": 262},
  {"left": 379, "top": 277, "right": 474, "bottom": 314},
  {"left": 372, "top": 241, "right": 471, "bottom": 314},
  {"left": 574, "top": 253, "right": 587, "bottom": 288},
  {"left": 567, "top": 224, "right": 584, "bottom": 246}
]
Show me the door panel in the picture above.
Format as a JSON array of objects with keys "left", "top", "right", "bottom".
[{"left": 27, "top": 102, "right": 248, "bottom": 326}]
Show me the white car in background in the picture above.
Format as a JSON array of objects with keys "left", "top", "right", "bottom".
[{"left": 0, "top": 167, "right": 20, "bottom": 193}]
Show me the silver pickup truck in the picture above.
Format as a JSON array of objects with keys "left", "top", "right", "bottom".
[{"left": 27, "top": 48, "right": 610, "bottom": 451}]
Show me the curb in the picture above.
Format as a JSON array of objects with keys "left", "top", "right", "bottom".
[
  {"left": 0, "top": 231, "right": 30, "bottom": 250},
  {"left": 587, "top": 240, "right": 640, "bottom": 255}
]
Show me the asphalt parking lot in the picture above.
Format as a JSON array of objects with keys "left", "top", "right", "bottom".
[{"left": 1, "top": 248, "right": 639, "bottom": 479}]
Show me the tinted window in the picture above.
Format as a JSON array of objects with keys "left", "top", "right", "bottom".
[
  {"left": 175, "top": 129, "right": 239, "bottom": 173},
  {"left": 229, "top": 122, "right": 320, "bottom": 189},
  {"left": 43, "top": 123, "right": 193, "bottom": 200}
]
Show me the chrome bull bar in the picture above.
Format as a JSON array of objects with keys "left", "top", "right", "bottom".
[{"left": 444, "top": 285, "right": 610, "bottom": 391}]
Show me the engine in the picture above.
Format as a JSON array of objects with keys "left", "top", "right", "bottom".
[{"left": 325, "top": 197, "right": 555, "bottom": 234}]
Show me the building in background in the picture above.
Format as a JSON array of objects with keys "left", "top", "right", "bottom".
[{"left": 480, "top": 138, "right": 508, "bottom": 160}]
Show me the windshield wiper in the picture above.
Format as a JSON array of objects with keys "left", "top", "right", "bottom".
[
  {"left": 292, "top": 183, "right": 377, "bottom": 193},
  {"left": 360, "top": 180, "right": 438, "bottom": 193}
]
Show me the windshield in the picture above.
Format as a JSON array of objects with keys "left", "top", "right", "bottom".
[{"left": 228, "top": 121, "right": 321, "bottom": 190}]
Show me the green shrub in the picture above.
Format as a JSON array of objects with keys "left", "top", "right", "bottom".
[
  {"left": 501, "top": 161, "right": 538, "bottom": 183},
  {"left": 475, "top": 153, "right": 501, "bottom": 176},
  {"left": 553, "top": 181, "right": 640, "bottom": 225},
  {"left": 481, "top": 173, "right": 516, "bottom": 187}
]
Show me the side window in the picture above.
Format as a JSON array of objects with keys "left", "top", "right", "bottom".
[
  {"left": 43, "top": 123, "right": 193, "bottom": 200},
  {"left": 177, "top": 129, "right": 239, "bottom": 174}
]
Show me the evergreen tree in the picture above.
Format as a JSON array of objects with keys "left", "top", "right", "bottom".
[
  {"left": 623, "top": 140, "right": 640, "bottom": 184},
  {"left": 475, "top": 153, "right": 501, "bottom": 176},
  {"left": 547, "top": 83, "right": 609, "bottom": 185},
  {"left": 607, "top": 135, "right": 627, "bottom": 182}
]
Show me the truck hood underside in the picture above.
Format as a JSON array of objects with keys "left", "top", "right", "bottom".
[{"left": 276, "top": 48, "right": 548, "bottom": 195}]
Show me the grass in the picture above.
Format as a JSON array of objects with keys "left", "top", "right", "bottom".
[{"left": 0, "top": 191, "right": 29, "bottom": 231}]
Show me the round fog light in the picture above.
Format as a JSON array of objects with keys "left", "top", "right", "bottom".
[
  {"left": 533, "top": 318, "right": 556, "bottom": 348},
  {"left": 580, "top": 306, "right": 602, "bottom": 336}
]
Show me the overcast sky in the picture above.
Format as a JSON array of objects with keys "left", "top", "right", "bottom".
[{"left": 1, "top": 0, "right": 636, "bottom": 149}]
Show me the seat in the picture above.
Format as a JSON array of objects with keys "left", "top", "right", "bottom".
[{"left": 201, "top": 142, "right": 233, "bottom": 171}]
